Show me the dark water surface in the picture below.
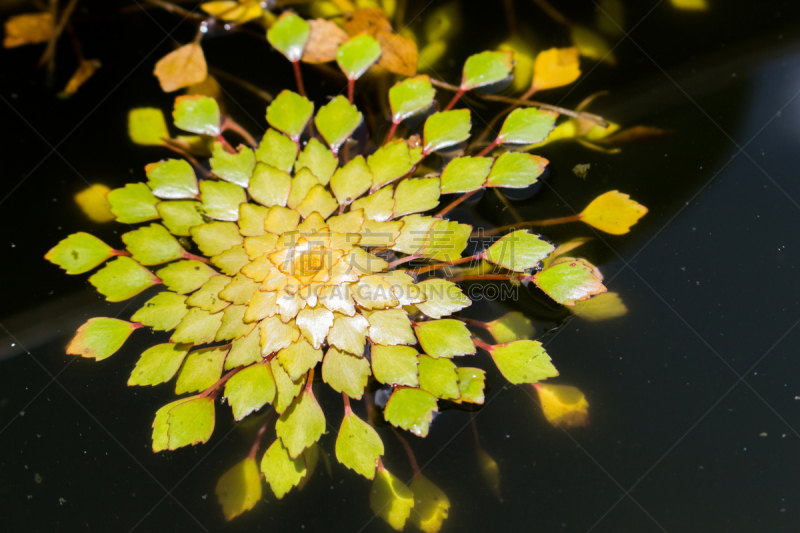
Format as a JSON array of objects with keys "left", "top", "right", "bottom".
[{"left": 2, "top": 1, "right": 800, "bottom": 532}]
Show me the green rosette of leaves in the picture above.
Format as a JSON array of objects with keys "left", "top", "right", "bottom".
[{"left": 46, "top": 41, "right": 647, "bottom": 530}]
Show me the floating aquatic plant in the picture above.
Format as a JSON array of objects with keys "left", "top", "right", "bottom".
[{"left": 45, "top": 8, "right": 651, "bottom": 530}]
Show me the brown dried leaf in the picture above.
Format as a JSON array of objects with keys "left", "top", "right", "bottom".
[
  {"left": 59, "top": 59, "right": 101, "bottom": 98},
  {"left": 154, "top": 43, "right": 208, "bottom": 93},
  {"left": 302, "top": 19, "right": 348, "bottom": 64},
  {"left": 3, "top": 13, "right": 53, "bottom": 48},
  {"left": 343, "top": 9, "right": 392, "bottom": 36},
  {"left": 376, "top": 31, "right": 418, "bottom": 77}
]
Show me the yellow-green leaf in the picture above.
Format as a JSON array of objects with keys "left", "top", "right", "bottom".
[
  {"left": 175, "top": 345, "right": 228, "bottom": 394},
  {"left": 440, "top": 156, "right": 492, "bottom": 194},
  {"left": 371, "top": 345, "right": 419, "bottom": 386},
  {"left": 45, "top": 232, "right": 115, "bottom": 275},
  {"left": 210, "top": 143, "right": 256, "bottom": 187},
  {"left": 191, "top": 221, "right": 243, "bottom": 256},
  {"left": 248, "top": 163, "right": 292, "bottom": 208},
  {"left": 145, "top": 159, "right": 198, "bottom": 199},
  {"left": 89, "top": 256, "right": 158, "bottom": 302},
  {"left": 498, "top": 108, "right": 558, "bottom": 145},
  {"left": 157, "top": 259, "right": 217, "bottom": 294},
  {"left": 393, "top": 177, "right": 440, "bottom": 216},
  {"left": 351, "top": 186, "right": 394, "bottom": 221},
  {"left": 173, "top": 94, "right": 220, "bottom": 136},
  {"left": 276, "top": 382, "right": 325, "bottom": 458},
  {"left": 171, "top": 307, "right": 223, "bottom": 344},
  {"left": 166, "top": 395, "right": 216, "bottom": 449},
  {"left": 420, "top": 219, "right": 471, "bottom": 261},
  {"left": 415, "top": 319, "right": 475, "bottom": 358},
  {"left": 485, "top": 311, "right": 534, "bottom": 343},
  {"left": 267, "top": 90, "right": 314, "bottom": 140},
  {"left": 322, "top": 346, "right": 371, "bottom": 399},
  {"left": 330, "top": 155, "right": 372, "bottom": 205},
  {"left": 484, "top": 230, "right": 554, "bottom": 272},
  {"left": 337, "top": 33, "right": 382, "bottom": 79},
  {"left": 533, "top": 259, "right": 607, "bottom": 306},
  {"left": 268, "top": 12, "right": 311, "bottom": 62},
  {"left": 296, "top": 138, "right": 338, "bottom": 186},
  {"left": 461, "top": 50, "right": 514, "bottom": 90},
  {"left": 535, "top": 383, "right": 589, "bottom": 428},
  {"left": 132, "top": 292, "right": 189, "bottom": 331},
  {"left": 276, "top": 339, "right": 323, "bottom": 381},
  {"left": 384, "top": 387, "right": 437, "bottom": 437},
  {"left": 570, "top": 25, "right": 615, "bottom": 65},
  {"left": 415, "top": 278, "right": 470, "bottom": 319},
  {"left": 128, "top": 342, "right": 191, "bottom": 386},
  {"left": 255, "top": 128, "right": 298, "bottom": 173},
  {"left": 571, "top": 291, "right": 628, "bottom": 321},
  {"left": 122, "top": 223, "right": 185, "bottom": 265},
  {"left": 158, "top": 200, "right": 204, "bottom": 236},
  {"left": 200, "top": 180, "right": 246, "bottom": 221},
  {"left": 409, "top": 475, "right": 450, "bottom": 533},
  {"left": 224, "top": 362, "right": 276, "bottom": 420},
  {"left": 336, "top": 410, "right": 383, "bottom": 479},
  {"left": 261, "top": 438, "right": 306, "bottom": 499},
  {"left": 327, "top": 313, "right": 369, "bottom": 354},
  {"left": 455, "top": 367, "right": 485, "bottom": 404},
  {"left": 107, "top": 183, "right": 159, "bottom": 224},
  {"left": 486, "top": 152, "right": 547, "bottom": 188},
  {"left": 488, "top": 340, "right": 558, "bottom": 384},
  {"left": 389, "top": 74, "right": 435, "bottom": 122},
  {"left": 423, "top": 110, "right": 471, "bottom": 153},
  {"left": 314, "top": 96, "right": 362, "bottom": 154},
  {"left": 271, "top": 358, "right": 305, "bottom": 414},
  {"left": 225, "top": 327, "right": 261, "bottom": 368},
  {"left": 66, "top": 318, "right": 136, "bottom": 361},
  {"left": 417, "top": 355, "right": 460, "bottom": 400}
]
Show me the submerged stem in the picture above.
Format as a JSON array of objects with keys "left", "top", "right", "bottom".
[
  {"left": 292, "top": 60, "right": 306, "bottom": 97},
  {"left": 477, "top": 215, "right": 583, "bottom": 237}
]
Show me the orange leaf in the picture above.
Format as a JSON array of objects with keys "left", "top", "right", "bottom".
[
  {"left": 376, "top": 31, "right": 418, "bottom": 77},
  {"left": 302, "top": 19, "right": 349, "bottom": 64},
  {"left": 532, "top": 47, "right": 581, "bottom": 92},
  {"left": 579, "top": 190, "right": 648, "bottom": 235},
  {"left": 343, "top": 8, "right": 392, "bottom": 36},
  {"left": 153, "top": 43, "right": 208, "bottom": 93},
  {"left": 59, "top": 59, "right": 101, "bottom": 98},
  {"left": 3, "top": 13, "right": 53, "bottom": 48}
]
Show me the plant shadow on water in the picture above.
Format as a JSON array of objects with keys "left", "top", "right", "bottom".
[{"left": 1, "top": 1, "right": 800, "bottom": 532}]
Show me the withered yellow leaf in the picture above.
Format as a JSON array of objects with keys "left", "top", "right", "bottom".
[
  {"left": 534, "top": 383, "right": 589, "bottom": 428},
  {"left": 579, "top": 190, "right": 648, "bottom": 235},
  {"left": 532, "top": 47, "right": 581, "bottom": 92},
  {"left": 59, "top": 59, "right": 102, "bottom": 98},
  {"left": 376, "top": 31, "right": 418, "bottom": 77},
  {"left": 154, "top": 43, "right": 208, "bottom": 93},
  {"left": 3, "top": 13, "right": 53, "bottom": 48},
  {"left": 571, "top": 291, "right": 628, "bottom": 321}
]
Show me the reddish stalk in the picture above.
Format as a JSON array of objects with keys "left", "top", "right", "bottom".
[
  {"left": 183, "top": 251, "right": 211, "bottom": 263},
  {"left": 248, "top": 410, "right": 275, "bottom": 460},
  {"left": 347, "top": 79, "right": 355, "bottom": 104},
  {"left": 201, "top": 365, "right": 241, "bottom": 399},
  {"left": 387, "top": 253, "right": 422, "bottom": 269},
  {"left": 343, "top": 392, "right": 352, "bottom": 415},
  {"left": 305, "top": 367, "right": 315, "bottom": 393},
  {"left": 292, "top": 60, "right": 306, "bottom": 97},
  {"left": 447, "top": 274, "right": 515, "bottom": 283},
  {"left": 111, "top": 249, "right": 131, "bottom": 256},
  {"left": 163, "top": 142, "right": 211, "bottom": 178},
  {"left": 392, "top": 428, "right": 420, "bottom": 476},
  {"left": 413, "top": 253, "right": 485, "bottom": 275},
  {"left": 222, "top": 116, "right": 257, "bottom": 148},
  {"left": 462, "top": 317, "right": 491, "bottom": 330},
  {"left": 436, "top": 189, "right": 482, "bottom": 218},
  {"left": 216, "top": 134, "right": 236, "bottom": 153},
  {"left": 444, "top": 88, "right": 466, "bottom": 111},
  {"left": 385, "top": 121, "right": 399, "bottom": 145},
  {"left": 477, "top": 138, "right": 501, "bottom": 157},
  {"left": 472, "top": 338, "right": 493, "bottom": 351},
  {"left": 477, "top": 215, "right": 583, "bottom": 237}
]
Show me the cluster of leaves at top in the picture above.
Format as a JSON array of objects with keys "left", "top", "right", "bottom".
[{"left": 46, "top": 9, "right": 648, "bottom": 532}]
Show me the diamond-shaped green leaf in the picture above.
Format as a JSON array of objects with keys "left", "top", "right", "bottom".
[
  {"left": 200, "top": 180, "right": 246, "bottom": 221},
  {"left": 336, "top": 410, "right": 384, "bottom": 479},
  {"left": 393, "top": 177, "right": 440, "bottom": 216},
  {"left": 157, "top": 200, "right": 204, "bottom": 236},
  {"left": 486, "top": 152, "right": 547, "bottom": 188},
  {"left": 314, "top": 96, "right": 362, "bottom": 154},
  {"left": 261, "top": 438, "right": 306, "bottom": 499},
  {"left": 145, "top": 159, "right": 198, "bottom": 199},
  {"left": 210, "top": 143, "right": 256, "bottom": 187},
  {"left": 224, "top": 362, "right": 276, "bottom": 420},
  {"left": 370, "top": 465, "right": 415, "bottom": 530},
  {"left": 498, "top": 108, "right": 558, "bottom": 145},
  {"left": 484, "top": 230, "right": 554, "bottom": 272},
  {"left": 389, "top": 75, "right": 436, "bottom": 122},
  {"left": 456, "top": 367, "right": 486, "bottom": 404},
  {"left": 276, "top": 382, "right": 325, "bottom": 458},
  {"left": 267, "top": 90, "right": 314, "bottom": 140},
  {"left": 415, "top": 278, "right": 471, "bottom": 319},
  {"left": 128, "top": 342, "right": 191, "bottom": 386},
  {"left": 165, "top": 395, "right": 216, "bottom": 449},
  {"left": 489, "top": 340, "right": 558, "bottom": 384},
  {"left": 128, "top": 107, "right": 169, "bottom": 146},
  {"left": 267, "top": 12, "right": 310, "bottom": 62},
  {"left": 191, "top": 221, "right": 243, "bottom": 256},
  {"left": 420, "top": 219, "right": 471, "bottom": 261},
  {"left": 173, "top": 95, "right": 220, "bottom": 136},
  {"left": 131, "top": 292, "right": 189, "bottom": 331},
  {"left": 156, "top": 259, "right": 217, "bottom": 294},
  {"left": 171, "top": 307, "right": 224, "bottom": 344},
  {"left": 330, "top": 155, "right": 372, "bottom": 205},
  {"left": 384, "top": 387, "right": 437, "bottom": 437},
  {"left": 89, "top": 256, "right": 158, "bottom": 302},
  {"left": 533, "top": 259, "right": 607, "bottom": 306},
  {"left": 423, "top": 110, "right": 471, "bottom": 153},
  {"left": 371, "top": 345, "right": 419, "bottom": 387},
  {"left": 337, "top": 34, "right": 382, "bottom": 80},
  {"left": 175, "top": 345, "right": 228, "bottom": 394},
  {"left": 296, "top": 138, "right": 338, "bottom": 186},
  {"left": 322, "top": 346, "right": 371, "bottom": 400},
  {"left": 440, "top": 156, "right": 493, "bottom": 194},
  {"left": 66, "top": 317, "right": 137, "bottom": 361},
  {"left": 461, "top": 50, "right": 514, "bottom": 90},
  {"left": 107, "top": 183, "right": 160, "bottom": 224},
  {"left": 122, "top": 223, "right": 185, "bottom": 265},
  {"left": 45, "top": 232, "right": 115, "bottom": 275},
  {"left": 255, "top": 129, "right": 298, "bottom": 173},
  {"left": 417, "top": 355, "right": 461, "bottom": 400},
  {"left": 414, "top": 319, "right": 475, "bottom": 358}
]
